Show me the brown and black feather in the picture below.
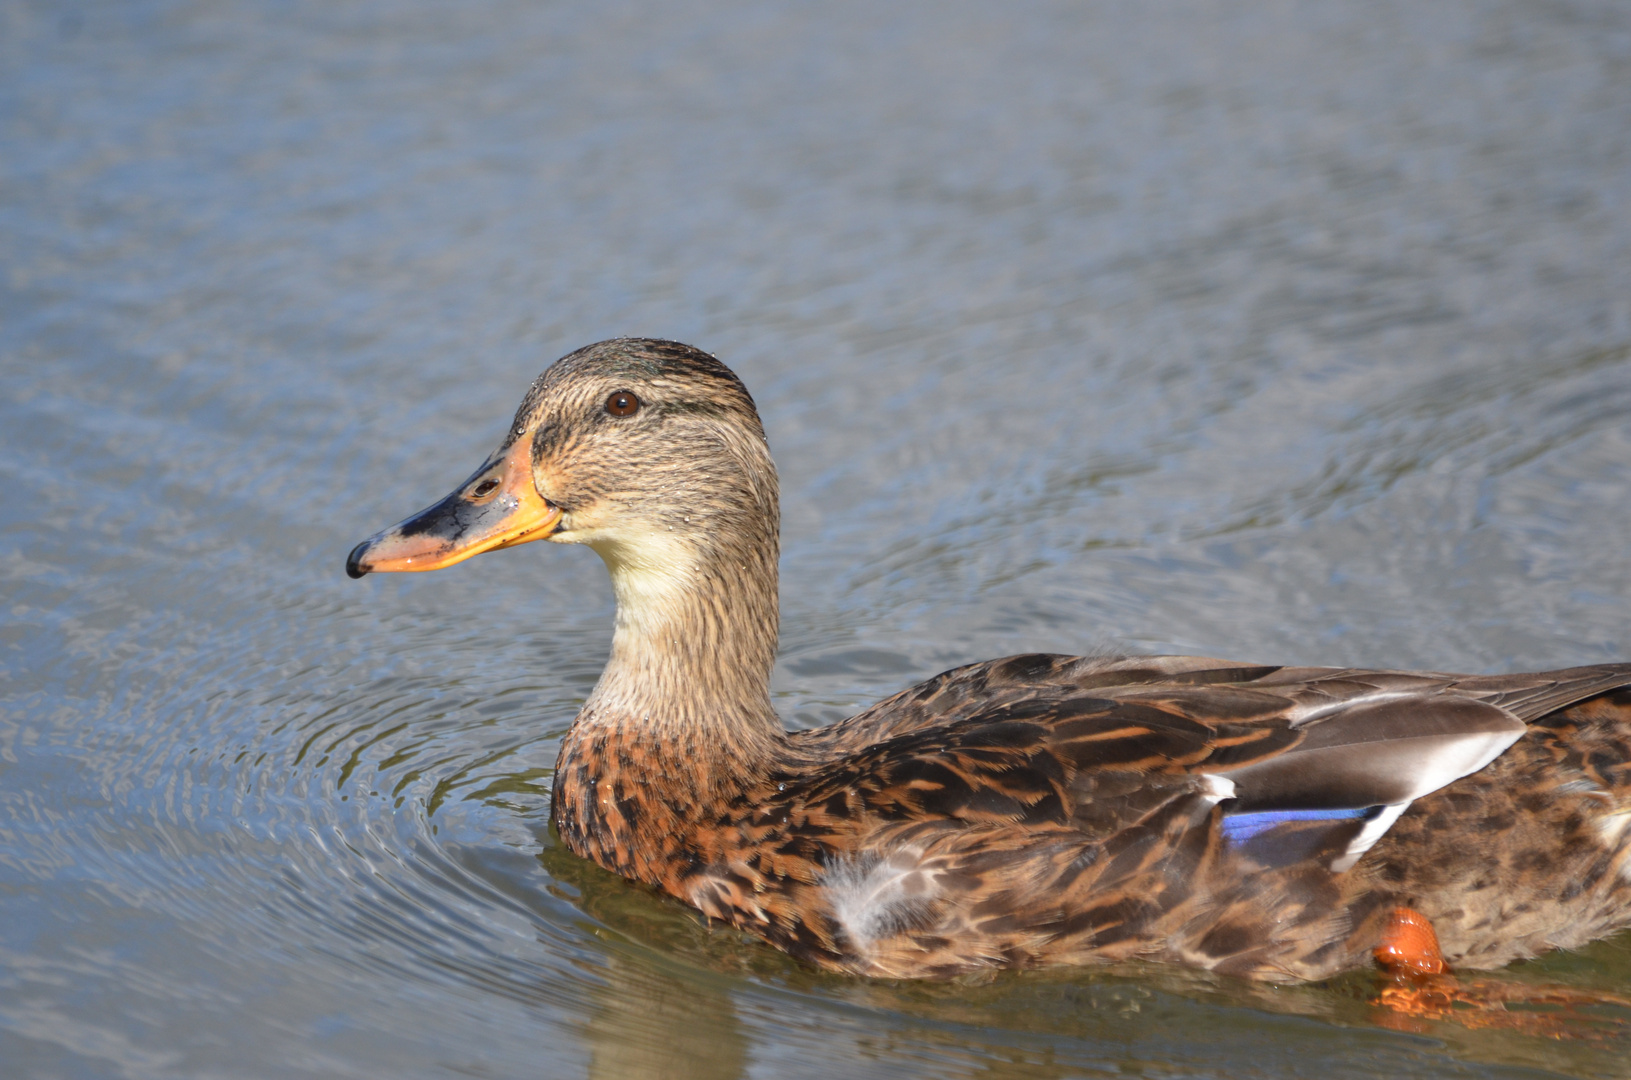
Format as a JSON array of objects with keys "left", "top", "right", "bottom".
[{"left": 556, "top": 651, "right": 1631, "bottom": 981}]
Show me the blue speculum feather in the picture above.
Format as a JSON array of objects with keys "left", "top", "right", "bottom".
[{"left": 1219, "top": 807, "right": 1375, "bottom": 845}]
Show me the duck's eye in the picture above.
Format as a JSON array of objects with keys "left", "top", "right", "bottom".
[
  {"left": 605, "top": 391, "right": 641, "bottom": 418},
  {"left": 471, "top": 479, "right": 499, "bottom": 498}
]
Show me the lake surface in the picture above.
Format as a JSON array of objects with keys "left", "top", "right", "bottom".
[{"left": 4, "top": 0, "right": 1631, "bottom": 1076}]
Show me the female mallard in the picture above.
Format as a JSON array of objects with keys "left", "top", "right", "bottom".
[{"left": 348, "top": 338, "right": 1631, "bottom": 983}]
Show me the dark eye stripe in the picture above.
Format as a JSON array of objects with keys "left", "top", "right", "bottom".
[{"left": 605, "top": 391, "right": 640, "bottom": 417}]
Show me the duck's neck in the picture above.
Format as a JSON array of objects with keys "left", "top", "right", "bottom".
[
  {"left": 552, "top": 521, "right": 789, "bottom": 882},
  {"left": 571, "top": 519, "right": 788, "bottom": 791}
]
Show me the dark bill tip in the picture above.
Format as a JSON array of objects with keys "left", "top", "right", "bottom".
[{"left": 346, "top": 541, "right": 372, "bottom": 579}]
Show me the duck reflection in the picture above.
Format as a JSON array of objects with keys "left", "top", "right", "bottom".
[
  {"left": 584, "top": 954, "right": 745, "bottom": 1080},
  {"left": 539, "top": 826, "right": 751, "bottom": 1079}
]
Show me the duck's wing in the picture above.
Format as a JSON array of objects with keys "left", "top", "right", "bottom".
[
  {"left": 1098, "top": 678, "right": 1526, "bottom": 872},
  {"left": 768, "top": 660, "right": 1631, "bottom": 976},
  {"left": 818, "top": 652, "right": 1287, "bottom": 747},
  {"left": 802, "top": 658, "right": 1631, "bottom": 874}
]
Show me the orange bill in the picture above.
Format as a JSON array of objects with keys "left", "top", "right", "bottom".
[{"left": 346, "top": 437, "right": 561, "bottom": 578}]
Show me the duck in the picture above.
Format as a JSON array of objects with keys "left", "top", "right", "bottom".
[{"left": 347, "top": 338, "right": 1631, "bottom": 983}]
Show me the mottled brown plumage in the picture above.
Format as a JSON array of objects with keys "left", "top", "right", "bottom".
[{"left": 350, "top": 338, "right": 1631, "bottom": 983}]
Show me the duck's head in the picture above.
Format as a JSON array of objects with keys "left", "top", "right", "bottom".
[{"left": 346, "top": 339, "right": 779, "bottom": 608}]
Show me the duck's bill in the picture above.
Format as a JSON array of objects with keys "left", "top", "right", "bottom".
[{"left": 346, "top": 438, "right": 561, "bottom": 578}]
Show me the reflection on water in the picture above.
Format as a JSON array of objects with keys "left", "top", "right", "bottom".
[
  {"left": 4, "top": 0, "right": 1631, "bottom": 1076},
  {"left": 585, "top": 959, "right": 746, "bottom": 1080}
]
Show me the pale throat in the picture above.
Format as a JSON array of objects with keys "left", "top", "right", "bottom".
[{"left": 578, "top": 524, "right": 781, "bottom": 737}]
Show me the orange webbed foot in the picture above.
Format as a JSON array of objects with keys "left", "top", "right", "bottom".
[
  {"left": 1367, "top": 908, "right": 1631, "bottom": 1040},
  {"left": 1372, "top": 906, "right": 1444, "bottom": 977}
]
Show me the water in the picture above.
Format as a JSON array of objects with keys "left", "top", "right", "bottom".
[{"left": 3, "top": 0, "right": 1631, "bottom": 1076}]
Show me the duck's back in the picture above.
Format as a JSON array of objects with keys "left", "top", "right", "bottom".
[{"left": 722, "top": 655, "right": 1631, "bottom": 979}]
